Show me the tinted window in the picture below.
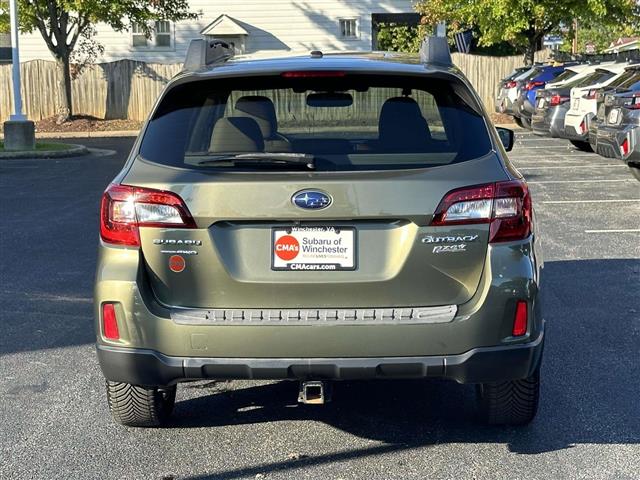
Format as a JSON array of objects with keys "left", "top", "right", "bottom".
[
  {"left": 608, "top": 69, "right": 640, "bottom": 90},
  {"left": 551, "top": 69, "right": 577, "bottom": 82},
  {"left": 139, "top": 74, "right": 492, "bottom": 171},
  {"left": 573, "top": 70, "right": 615, "bottom": 88}
]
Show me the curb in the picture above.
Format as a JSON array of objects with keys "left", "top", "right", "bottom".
[
  {"left": 0, "top": 130, "right": 140, "bottom": 139},
  {"left": 0, "top": 143, "right": 90, "bottom": 159}
]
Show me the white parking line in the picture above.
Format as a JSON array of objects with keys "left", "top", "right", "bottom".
[
  {"left": 519, "top": 164, "right": 626, "bottom": 169},
  {"left": 584, "top": 229, "right": 640, "bottom": 233},
  {"left": 542, "top": 199, "right": 640, "bottom": 204},
  {"left": 528, "top": 179, "right": 635, "bottom": 184}
]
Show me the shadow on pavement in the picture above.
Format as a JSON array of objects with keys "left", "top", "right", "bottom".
[{"left": 166, "top": 258, "right": 640, "bottom": 479}]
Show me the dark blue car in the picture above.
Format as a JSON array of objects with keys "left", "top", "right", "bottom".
[{"left": 515, "top": 65, "right": 575, "bottom": 126}]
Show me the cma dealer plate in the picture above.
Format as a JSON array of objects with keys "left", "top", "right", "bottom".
[{"left": 272, "top": 226, "right": 356, "bottom": 271}]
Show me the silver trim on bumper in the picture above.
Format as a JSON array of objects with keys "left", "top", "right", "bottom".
[{"left": 171, "top": 305, "right": 457, "bottom": 326}]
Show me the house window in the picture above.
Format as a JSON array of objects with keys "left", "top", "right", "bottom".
[
  {"left": 339, "top": 19, "right": 358, "bottom": 39},
  {"left": 155, "top": 21, "right": 172, "bottom": 47},
  {"left": 132, "top": 23, "right": 148, "bottom": 47},
  {"left": 132, "top": 21, "right": 173, "bottom": 49}
]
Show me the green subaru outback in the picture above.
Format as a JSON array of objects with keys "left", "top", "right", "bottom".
[{"left": 95, "top": 38, "right": 544, "bottom": 427}]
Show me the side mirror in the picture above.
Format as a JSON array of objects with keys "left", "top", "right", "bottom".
[{"left": 496, "top": 127, "right": 514, "bottom": 152}]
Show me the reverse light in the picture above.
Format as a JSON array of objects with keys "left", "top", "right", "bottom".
[
  {"left": 100, "top": 184, "right": 196, "bottom": 246},
  {"left": 102, "top": 303, "right": 120, "bottom": 340},
  {"left": 549, "top": 94, "right": 569, "bottom": 106},
  {"left": 431, "top": 180, "right": 532, "bottom": 243},
  {"left": 512, "top": 301, "right": 528, "bottom": 337}
]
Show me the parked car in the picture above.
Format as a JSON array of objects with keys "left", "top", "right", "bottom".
[
  {"left": 495, "top": 66, "right": 530, "bottom": 113},
  {"left": 95, "top": 39, "right": 544, "bottom": 427},
  {"left": 591, "top": 65, "right": 640, "bottom": 180},
  {"left": 497, "top": 66, "right": 540, "bottom": 125},
  {"left": 563, "top": 62, "right": 629, "bottom": 151},
  {"left": 589, "top": 63, "right": 640, "bottom": 151},
  {"left": 532, "top": 63, "right": 611, "bottom": 138},
  {"left": 514, "top": 64, "right": 569, "bottom": 128}
]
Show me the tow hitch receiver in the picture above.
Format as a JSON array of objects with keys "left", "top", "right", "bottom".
[{"left": 298, "top": 380, "right": 332, "bottom": 405}]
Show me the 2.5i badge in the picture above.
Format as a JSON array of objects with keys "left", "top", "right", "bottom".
[{"left": 421, "top": 234, "right": 479, "bottom": 254}]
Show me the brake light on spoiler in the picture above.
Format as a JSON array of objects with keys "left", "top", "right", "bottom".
[
  {"left": 430, "top": 181, "right": 532, "bottom": 243},
  {"left": 100, "top": 184, "right": 196, "bottom": 246}
]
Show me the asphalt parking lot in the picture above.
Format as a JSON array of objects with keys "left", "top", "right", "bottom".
[{"left": 1, "top": 132, "right": 639, "bottom": 480}]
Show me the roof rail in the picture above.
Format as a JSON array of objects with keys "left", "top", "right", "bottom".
[
  {"left": 183, "top": 39, "right": 234, "bottom": 71},
  {"left": 419, "top": 36, "right": 452, "bottom": 66}
]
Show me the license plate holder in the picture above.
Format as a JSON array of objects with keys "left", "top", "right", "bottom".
[
  {"left": 608, "top": 108, "right": 620, "bottom": 124},
  {"left": 272, "top": 226, "right": 356, "bottom": 271}
]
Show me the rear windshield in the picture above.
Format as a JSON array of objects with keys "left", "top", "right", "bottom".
[
  {"left": 551, "top": 69, "right": 578, "bottom": 83},
  {"left": 571, "top": 70, "right": 615, "bottom": 88},
  {"left": 139, "top": 74, "right": 492, "bottom": 171},
  {"left": 607, "top": 68, "right": 640, "bottom": 90}
]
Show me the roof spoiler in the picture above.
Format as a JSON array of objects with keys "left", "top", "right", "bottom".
[
  {"left": 183, "top": 39, "right": 234, "bottom": 71},
  {"left": 419, "top": 36, "right": 452, "bottom": 66}
]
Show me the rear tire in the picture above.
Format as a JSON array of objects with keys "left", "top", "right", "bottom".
[
  {"left": 514, "top": 116, "right": 524, "bottom": 128},
  {"left": 628, "top": 166, "right": 640, "bottom": 181},
  {"left": 106, "top": 381, "right": 176, "bottom": 427},
  {"left": 476, "top": 368, "right": 540, "bottom": 426},
  {"left": 570, "top": 140, "right": 593, "bottom": 152}
]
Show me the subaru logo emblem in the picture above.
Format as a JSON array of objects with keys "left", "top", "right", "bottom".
[{"left": 292, "top": 190, "right": 332, "bottom": 210}]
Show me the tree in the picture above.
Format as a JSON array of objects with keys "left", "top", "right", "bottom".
[
  {"left": 415, "top": 0, "right": 637, "bottom": 65},
  {"left": 0, "top": 1, "right": 198, "bottom": 122}
]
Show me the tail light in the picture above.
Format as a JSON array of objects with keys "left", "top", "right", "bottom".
[
  {"left": 623, "top": 94, "right": 640, "bottom": 110},
  {"left": 505, "top": 81, "right": 517, "bottom": 88},
  {"left": 102, "top": 303, "right": 120, "bottom": 340},
  {"left": 512, "top": 301, "right": 528, "bottom": 336},
  {"left": 579, "top": 120, "right": 587, "bottom": 134},
  {"left": 549, "top": 94, "right": 569, "bottom": 106},
  {"left": 430, "top": 180, "right": 532, "bottom": 243},
  {"left": 583, "top": 89, "right": 598, "bottom": 100},
  {"left": 525, "top": 81, "right": 544, "bottom": 90},
  {"left": 100, "top": 184, "right": 196, "bottom": 246}
]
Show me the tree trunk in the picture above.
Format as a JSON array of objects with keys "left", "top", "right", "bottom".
[
  {"left": 524, "top": 35, "right": 537, "bottom": 66},
  {"left": 55, "top": 53, "right": 73, "bottom": 123}
]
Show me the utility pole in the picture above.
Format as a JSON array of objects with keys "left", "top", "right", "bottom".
[{"left": 3, "top": 0, "right": 35, "bottom": 151}]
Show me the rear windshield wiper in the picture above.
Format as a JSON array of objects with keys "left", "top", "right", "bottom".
[{"left": 191, "top": 153, "right": 316, "bottom": 169}]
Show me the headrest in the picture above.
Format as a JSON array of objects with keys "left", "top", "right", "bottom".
[
  {"left": 379, "top": 97, "right": 424, "bottom": 125},
  {"left": 210, "top": 117, "right": 264, "bottom": 153},
  {"left": 235, "top": 96, "right": 277, "bottom": 138},
  {"left": 378, "top": 97, "right": 431, "bottom": 149}
]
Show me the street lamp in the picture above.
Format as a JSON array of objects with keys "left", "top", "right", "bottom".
[{"left": 3, "top": 0, "right": 35, "bottom": 151}]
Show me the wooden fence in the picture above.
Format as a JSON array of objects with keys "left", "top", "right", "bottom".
[{"left": 1, "top": 51, "right": 549, "bottom": 124}]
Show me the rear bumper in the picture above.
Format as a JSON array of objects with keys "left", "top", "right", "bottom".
[
  {"left": 563, "top": 112, "right": 591, "bottom": 141},
  {"left": 532, "top": 106, "right": 568, "bottom": 138},
  {"left": 595, "top": 123, "right": 640, "bottom": 164},
  {"left": 97, "top": 327, "right": 545, "bottom": 386}
]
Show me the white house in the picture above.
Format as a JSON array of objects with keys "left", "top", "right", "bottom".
[{"left": 17, "top": 1, "right": 419, "bottom": 64}]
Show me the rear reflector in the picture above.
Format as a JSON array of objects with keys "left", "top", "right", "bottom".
[
  {"left": 102, "top": 303, "right": 120, "bottom": 340},
  {"left": 281, "top": 71, "right": 346, "bottom": 78},
  {"left": 512, "top": 301, "right": 528, "bottom": 336},
  {"left": 100, "top": 184, "right": 196, "bottom": 246},
  {"left": 621, "top": 138, "right": 630, "bottom": 157},
  {"left": 430, "top": 180, "right": 532, "bottom": 243}
]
